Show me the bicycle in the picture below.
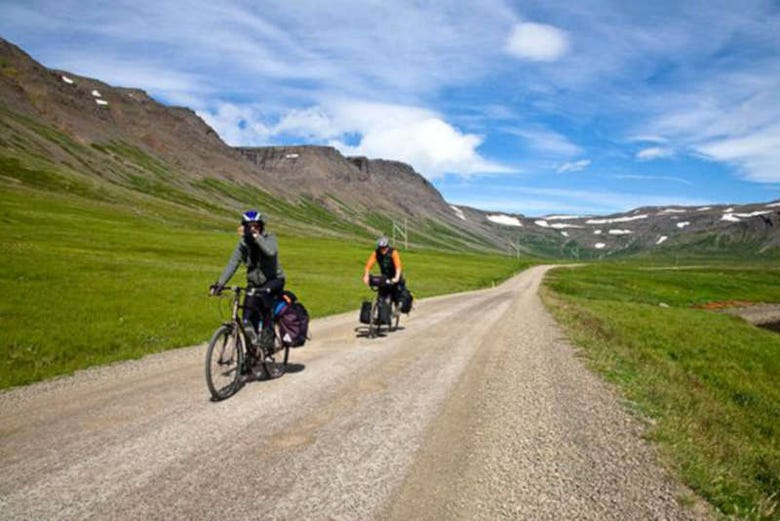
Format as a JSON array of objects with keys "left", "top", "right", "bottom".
[
  {"left": 367, "top": 275, "right": 401, "bottom": 338},
  {"left": 205, "top": 286, "right": 289, "bottom": 401}
]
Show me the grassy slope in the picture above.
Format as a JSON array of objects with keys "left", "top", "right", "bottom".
[
  {"left": 542, "top": 263, "right": 780, "bottom": 520},
  {"left": 0, "top": 179, "right": 528, "bottom": 388}
]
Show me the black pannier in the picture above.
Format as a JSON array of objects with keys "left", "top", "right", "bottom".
[
  {"left": 399, "top": 287, "right": 414, "bottom": 313},
  {"left": 359, "top": 301, "right": 372, "bottom": 324},
  {"left": 377, "top": 298, "right": 392, "bottom": 324}
]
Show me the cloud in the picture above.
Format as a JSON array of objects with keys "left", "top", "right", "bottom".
[
  {"left": 697, "top": 125, "right": 780, "bottom": 183},
  {"left": 627, "top": 135, "right": 669, "bottom": 144},
  {"left": 636, "top": 147, "right": 674, "bottom": 161},
  {"left": 505, "top": 22, "right": 570, "bottom": 62},
  {"left": 198, "top": 103, "right": 273, "bottom": 146},
  {"left": 613, "top": 174, "right": 692, "bottom": 186},
  {"left": 641, "top": 69, "right": 780, "bottom": 182},
  {"left": 557, "top": 159, "right": 591, "bottom": 173},
  {"left": 200, "top": 99, "right": 514, "bottom": 178},
  {"left": 508, "top": 127, "right": 583, "bottom": 157}
]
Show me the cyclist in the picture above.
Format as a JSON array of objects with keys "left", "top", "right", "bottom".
[
  {"left": 210, "top": 210, "right": 285, "bottom": 352},
  {"left": 362, "top": 236, "right": 403, "bottom": 303}
]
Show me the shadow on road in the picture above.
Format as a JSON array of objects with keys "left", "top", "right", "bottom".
[{"left": 353, "top": 326, "right": 405, "bottom": 339}]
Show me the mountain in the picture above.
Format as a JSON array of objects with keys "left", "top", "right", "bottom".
[
  {"left": 0, "top": 37, "right": 522, "bottom": 253},
  {"left": 470, "top": 203, "right": 780, "bottom": 259},
  {"left": 1, "top": 37, "right": 778, "bottom": 259}
]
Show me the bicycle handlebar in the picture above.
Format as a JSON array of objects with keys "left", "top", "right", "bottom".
[{"left": 209, "top": 285, "right": 246, "bottom": 297}]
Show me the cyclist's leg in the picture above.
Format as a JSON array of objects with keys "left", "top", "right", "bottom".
[
  {"left": 243, "top": 293, "right": 263, "bottom": 334},
  {"left": 257, "top": 278, "right": 285, "bottom": 349}
]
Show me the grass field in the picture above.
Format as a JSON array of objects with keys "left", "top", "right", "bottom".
[
  {"left": 542, "top": 263, "right": 780, "bottom": 521},
  {"left": 0, "top": 185, "right": 529, "bottom": 389}
]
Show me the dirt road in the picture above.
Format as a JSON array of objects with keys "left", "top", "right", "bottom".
[{"left": 0, "top": 266, "right": 706, "bottom": 520}]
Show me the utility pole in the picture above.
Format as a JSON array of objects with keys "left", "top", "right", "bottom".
[
  {"left": 392, "top": 218, "right": 408, "bottom": 250},
  {"left": 509, "top": 237, "right": 520, "bottom": 259}
]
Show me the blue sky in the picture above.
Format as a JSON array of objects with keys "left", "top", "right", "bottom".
[{"left": 1, "top": 0, "right": 779, "bottom": 216}]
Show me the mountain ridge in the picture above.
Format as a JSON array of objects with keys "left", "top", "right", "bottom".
[{"left": 1, "top": 36, "right": 778, "bottom": 259}]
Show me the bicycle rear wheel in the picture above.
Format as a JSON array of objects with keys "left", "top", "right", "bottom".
[
  {"left": 205, "top": 324, "right": 244, "bottom": 400},
  {"left": 261, "top": 323, "right": 289, "bottom": 379}
]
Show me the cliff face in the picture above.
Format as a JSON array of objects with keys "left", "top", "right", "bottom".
[{"left": 237, "top": 146, "right": 455, "bottom": 220}]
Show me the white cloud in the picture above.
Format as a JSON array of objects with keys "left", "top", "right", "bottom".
[
  {"left": 637, "top": 147, "right": 674, "bottom": 161},
  {"left": 614, "top": 174, "right": 692, "bottom": 186},
  {"left": 697, "top": 125, "right": 780, "bottom": 183},
  {"left": 627, "top": 134, "right": 669, "bottom": 144},
  {"left": 200, "top": 99, "right": 514, "bottom": 178},
  {"left": 557, "top": 159, "right": 591, "bottom": 173},
  {"left": 642, "top": 70, "right": 780, "bottom": 182},
  {"left": 505, "top": 22, "right": 570, "bottom": 62},
  {"left": 509, "top": 127, "right": 583, "bottom": 157},
  {"left": 198, "top": 103, "right": 272, "bottom": 146}
]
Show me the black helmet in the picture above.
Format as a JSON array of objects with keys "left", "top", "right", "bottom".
[{"left": 241, "top": 209, "right": 264, "bottom": 225}]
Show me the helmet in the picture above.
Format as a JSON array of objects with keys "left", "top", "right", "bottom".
[
  {"left": 241, "top": 210, "right": 264, "bottom": 225},
  {"left": 376, "top": 236, "right": 389, "bottom": 248}
]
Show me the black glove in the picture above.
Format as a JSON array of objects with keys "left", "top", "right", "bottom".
[{"left": 209, "top": 283, "right": 224, "bottom": 296}]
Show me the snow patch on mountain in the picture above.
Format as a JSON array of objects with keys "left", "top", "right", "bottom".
[
  {"left": 450, "top": 205, "right": 466, "bottom": 221},
  {"left": 586, "top": 214, "right": 648, "bottom": 225},
  {"left": 488, "top": 214, "right": 522, "bottom": 226}
]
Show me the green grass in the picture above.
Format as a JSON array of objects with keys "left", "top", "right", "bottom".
[
  {"left": 542, "top": 263, "right": 780, "bottom": 520},
  {"left": 0, "top": 184, "right": 528, "bottom": 389}
]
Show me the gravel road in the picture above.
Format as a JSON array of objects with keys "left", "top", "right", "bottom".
[{"left": 0, "top": 266, "right": 708, "bottom": 520}]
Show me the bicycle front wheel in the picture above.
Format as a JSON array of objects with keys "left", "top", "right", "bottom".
[
  {"left": 369, "top": 300, "right": 380, "bottom": 338},
  {"left": 390, "top": 301, "right": 400, "bottom": 332},
  {"left": 205, "top": 324, "right": 244, "bottom": 401},
  {"left": 261, "top": 323, "right": 289, "bottom": 379}
]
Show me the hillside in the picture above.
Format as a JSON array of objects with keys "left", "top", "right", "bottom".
[
  {"left": 0, "top": 37, "right": 525, "bottom": 254},
  {"left": 1, "top": 36, "right": 778, "bottom": 259}
]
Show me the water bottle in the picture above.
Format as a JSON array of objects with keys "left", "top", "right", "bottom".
[{"left": 243, "top": 318, "right": 258, "bottom": 346}]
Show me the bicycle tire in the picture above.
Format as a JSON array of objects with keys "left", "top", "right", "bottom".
[
  {"left": 261, "top": 323, "right": 289, "bottom": 379},
  {"left": 369, "top": 300, "right": 380, "bottom": 338},
  {"left": 205, "top": 323, "right": 244, "bottom": 400},
  {"left": 389, "top": 301, "right": 400, "bottom": 332}
]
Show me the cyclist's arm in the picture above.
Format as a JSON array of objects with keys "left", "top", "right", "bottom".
[
  {"left": 391, "top": 250, "right": 402, "bottom": 282},
  {"left": 246, "top": 232, "right": 278, "bottom": 257},
  {"left": 217, "top": 242, "right": 246, "bottom": 287},
  {"left": 363, "top": 252, "right": 377, "bottom": 284}
]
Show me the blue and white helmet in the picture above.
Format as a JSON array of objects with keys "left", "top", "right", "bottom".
[
  {"left": 241, "top": 209, "right": 264, "bottom": 225},
  {"left": 376, "top": 236, "right": 390, "bottom": 248}
]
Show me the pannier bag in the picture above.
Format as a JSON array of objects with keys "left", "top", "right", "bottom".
[
  {"left": 400, "top": 287, "right": 414, "bottom": 313},
  {"left": 274, "top": 291, "right": 310, "bottom": 347},
  {"left": 360, "top": 301, "right": 372, "bottom": 324},
  {"left": 377, "top": 298, "right": 392, "bottom": 325},
  {"left": 369, "top": 275, "right": 387, "bottom": 288}
]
